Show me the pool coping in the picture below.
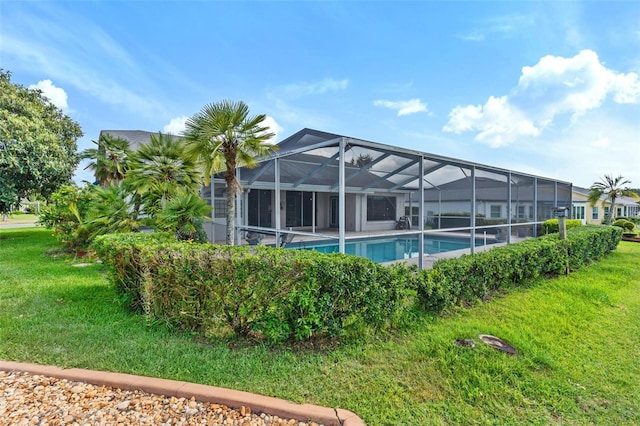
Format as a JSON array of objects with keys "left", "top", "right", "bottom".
[{"left": 0, "top": 360, "right": 365, "bottom": 426}]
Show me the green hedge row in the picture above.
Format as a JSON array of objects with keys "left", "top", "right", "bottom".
[
  {"left": 416, "top": 225, "right": 622, "bottom": 313},
  {"left": 93, "top": 234, "right": 415, "bottom": 343},
  {"left": 94, "top": 225, "right": 622, "bottom": 344},
  {"left": 541, "top": 218, "right": 583, "bottom": 234}
]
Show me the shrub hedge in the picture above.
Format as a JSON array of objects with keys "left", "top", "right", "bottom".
[
  {"left": 93, "top": 234, "right": 415, "bottom": 343},
  {"left": 94, "top": 225, "right": 621, "bottom": 344},
  {"left": 415, "top": 225, "right": 622, "bottom": 313},
  {"left": 541, "top": 218, "right": 582, "bottom": 234},
  {"left": 612, "top": 219, "right": 635, "bottom": 232}
]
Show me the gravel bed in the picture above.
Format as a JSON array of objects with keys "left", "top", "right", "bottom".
[{"left": 0, "top": 370, "right": 323, "bottom": 426}]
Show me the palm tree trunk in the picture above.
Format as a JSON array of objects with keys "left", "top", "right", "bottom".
[
  {"left": 608, "top": 196, "right": 617, "bottom": 225},
  {"left": 225, "top": 173, "right": 236, "bottom": 245}
]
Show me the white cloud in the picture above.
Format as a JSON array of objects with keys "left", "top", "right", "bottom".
[
  {"left": 29, "top": 79, "right": 68, "bottom": 110},
  {"left": 373, "top": 98, "right": 428, "bottom": 116},
  {"left": 443, "top": 96, "right": 540, "bottom": 147},
  {"left": 262, "top": 116, "right": 284, "bottom": 142},
  {"left": 281, "top": 78, "right": 348, "bottom": 98},
  {"left": 443, "top": 50, "right": 640, "bottom": 147},
  {"left": 163, "top": 116, "right": 188, "bottom": 135}
]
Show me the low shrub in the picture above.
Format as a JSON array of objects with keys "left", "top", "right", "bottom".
[
  {"left": 617, "top": 216, "right": 640, "bottom": 225},
  {"left": 94, "top": 235, "right": 416, "bottom": 343},
  {"left": 415, "top": 225, "right": 622, "bottom": 313},
  {"left": 541, "top": 218, "right": 582, "bottom": 234},
  {"left": 612, "top": 219, "right": 635, "bottom": 232}
]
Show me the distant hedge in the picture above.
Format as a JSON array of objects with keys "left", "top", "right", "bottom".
[
  {"left": 94, "top": 225, "right": 622, "bottom": 344},
  {"left": 541, "top": 218, "right": 582, "bottom": 234},
  {"left": 415, "top": 225, "right": 622, "bottom": 313},
  {"left": 93, "top": 234, "right": 415, "bottom": 343}
]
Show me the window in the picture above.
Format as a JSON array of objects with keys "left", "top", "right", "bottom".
[
  {"left": 572, "top": 205, "right": 585, "bottom": 220},
  {"left": 592, "top": 206, "right": 599, "bottom": 220},
  {"left": 604, "top": 206, "right": 610, "bottom": 220},
  {"left": 286, "top": 191, "right": 314, "bottom": 227},
  {"left": 490, "top": 205, "right": 501, "bottom": 219},
  {"left": 367, "top": 195, "right": 396, "bottom": 221},
  {"left": 517, "top": 205, "right": 526, "bottom": 219}
]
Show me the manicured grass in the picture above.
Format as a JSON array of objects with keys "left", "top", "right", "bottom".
[
  {"left": 1, "top": 227, "right": 639, "bottom": 425},
  {"left": 0, "top": 213, "right": 39, "bottom": 225}
]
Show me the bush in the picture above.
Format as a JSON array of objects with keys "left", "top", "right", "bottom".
[
  {"left": 92, "top": 232, "right": 175, "bottom": 309},
  {"left": 94, "top": 234, "right": 416, "bottom": 343},
  {"left": 612, "top": 219, "right": 635, "bottom": 232},
  {"left": 541, "top": 218, "right": 582, "bottom": 234},
  {"left": 38, "top": 185, "right": 95, "bottom": 248},
  {"left": 415, "top": 225, "right": 622, "bottom": 314}
]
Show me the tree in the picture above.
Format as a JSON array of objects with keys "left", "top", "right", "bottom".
[
  {"left": 0, "top": 69, "right": 83, "bottom": 217},
  {"left": 588, "top": 174, "right": 636, "bottom": 225},
  {"left": 125, "top": 132, "right": 201, "bottom": 217},
  {"left": 183, "top": 100, "right": 276, "bottom": 245},
  {"left": 80, "top": 134, "right": 131, "bottom": 186},
  {"left": 155, "top": 193, "right": 211, "bottom": 242}
]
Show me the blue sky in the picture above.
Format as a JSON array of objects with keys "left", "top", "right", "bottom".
[{"left": 1, "top": 1, "right": 639, "bottom": 188}]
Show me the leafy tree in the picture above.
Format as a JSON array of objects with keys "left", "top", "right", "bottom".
[
  {"left": 588, "top": 174, "right": 636, "bottom": 225},
  {"left": 183, "top": 100, "right": 276, "bottom": 245},
  {"left": 0, "top": 69, "right": 83, "bottom": 216},
  {"left": 81, "top": 134, "right": 131, "bottom": 186}
]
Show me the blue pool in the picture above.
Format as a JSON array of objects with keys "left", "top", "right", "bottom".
[{"left": 285, "top": 235, "right": 497, "bottom": 263}]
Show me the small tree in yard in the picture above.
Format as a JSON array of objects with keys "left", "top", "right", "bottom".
[
  {"left": 183, "top": 100, "right": 276, "bottom": 245},
  {"left": 588, "top": 175, "right": 637, "bottom": 225}
]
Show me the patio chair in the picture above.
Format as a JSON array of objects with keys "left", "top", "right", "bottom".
[
  {"left": 245, "top": 231, "right": 263, "bottom": 246},
  {"left": 280, "top": 228, "right": 295, "bottom": 248}
]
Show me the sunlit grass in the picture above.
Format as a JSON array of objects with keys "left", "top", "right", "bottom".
[{"left": 1, "top": 227, "right": 639, "bottom": 425}]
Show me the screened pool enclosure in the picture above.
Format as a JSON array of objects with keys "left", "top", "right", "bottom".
[{"left": 203, "top": 128, "right": 572, "bottom": 269}]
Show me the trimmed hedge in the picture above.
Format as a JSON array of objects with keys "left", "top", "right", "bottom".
[
  {"left": 541, "top": 218, "right": 582, "bottom": 234},
  {"left": 93, "top": 234, "right": 415, "bottom": 343},
  {"left": 415, "top": 225, "right": 622, "bottom": 313},
  {"left": 94, "top": 225, "right": 622, "bottom": 344},
  {"left": 612, "top": 219, "right": 635, "bottom": 232}
]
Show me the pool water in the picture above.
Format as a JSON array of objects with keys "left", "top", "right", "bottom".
[{"left": 286, "top": 235, "right": 497, "bottom": 263}]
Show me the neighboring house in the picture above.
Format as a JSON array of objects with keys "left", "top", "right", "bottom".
[
  {"left": 99, "top": 128, "right": 573, "bottom": 268},
  {"left": 572, "top": 186, "right": 639, "bottom": 225}
]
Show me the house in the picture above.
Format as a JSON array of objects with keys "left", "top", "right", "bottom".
[
  {"left": 572, "top": 186, "right": 639, "bottom": 225},
  {"left": 99, "top": 128, "right": 573, "bottom": 269}
]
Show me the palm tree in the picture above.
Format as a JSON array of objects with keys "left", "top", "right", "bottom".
[
  {"left": 588, "top": 174, "right": 635, "bottom": 225},
  {"left": 183, "top": 100, "right": 276, "bottom": 245},
  {"left": 155, "top": 193, "right": 211, "bottom": 242},
  {"left": 86, "top": 183, "right": 141, "bottom": 236},
  {"left": 125, "top": 132, "right": 202, "bottom": 217},
  {"left": 81, "top": 134, "right": 131, "bottom": 186}
]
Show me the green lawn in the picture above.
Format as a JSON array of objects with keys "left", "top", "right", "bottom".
[{"left": 1, "top": 227, "right": 639, "bottom": 425}]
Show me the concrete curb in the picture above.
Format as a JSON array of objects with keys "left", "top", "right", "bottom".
[{"left": 0, "top": 360, "right": 365, "bottom": 426}]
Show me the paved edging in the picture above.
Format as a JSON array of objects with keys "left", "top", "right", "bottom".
[{"left": 0, "top": 360, "right": 365, "bottom": 426}]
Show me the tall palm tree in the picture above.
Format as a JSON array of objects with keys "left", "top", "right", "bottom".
[
  {"left": 183, "top": 100, "right": 276, "bottom": 245},
  {"left": 81, "top": 134, "right": 131, "bottom": 186},
  {"left": 588, "top": 174, "right": 635, "bottom": 225},
  {"left": 125, "top": 132, "right": 202, "bottom": 217}
]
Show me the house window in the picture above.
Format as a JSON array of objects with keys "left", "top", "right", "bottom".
[
  {"left": 604, "top": 206, "right": 610, "bottom": 220},
  {"left": 490, "top": 205, "right": 501, "bottom": 219},
  {"left": 367, "top": 195, "right": 396, "bottom": 221},
  {"left": 517, "top": 205, "right": 526, "bottom": 219},
  {"left": 592, "top": 206, "right": 599, "bottom": 220},
  {"left": 572, "top": 206, "right": 585, "bottom": 220}
]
